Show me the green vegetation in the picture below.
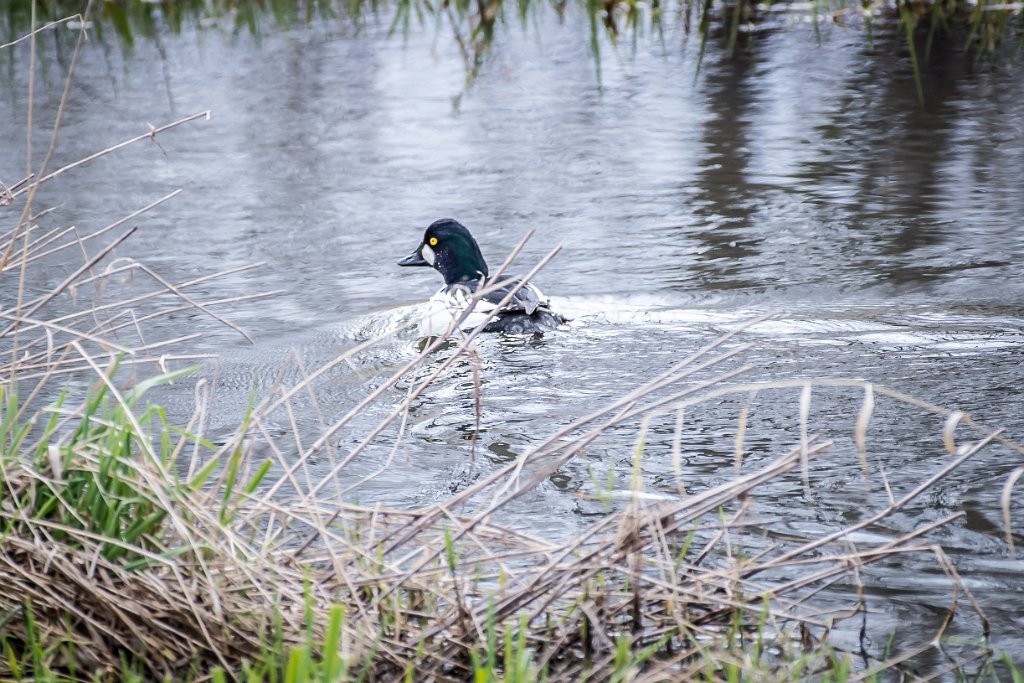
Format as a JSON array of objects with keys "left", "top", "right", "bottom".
[
  {"left": 1, "top": 0, "right": 1020, "bottom": 81},
  {"left": 3, "top": 10, "right": 1024, "bottom": 683}
]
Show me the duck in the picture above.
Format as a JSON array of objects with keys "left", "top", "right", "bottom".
[{"left": 397, "top": 218, "right": 567, "bottom": 336}]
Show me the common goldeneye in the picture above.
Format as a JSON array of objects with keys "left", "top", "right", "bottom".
[{"left": 397, "top": 218, "right": 566, "bottom": 336}]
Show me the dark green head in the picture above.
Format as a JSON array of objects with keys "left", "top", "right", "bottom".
[{"left": 397, "top": 218, "right": 490, "bottom": 286}]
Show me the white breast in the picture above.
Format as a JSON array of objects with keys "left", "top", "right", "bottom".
[{"left": 419, "top": 286, "right": 499, "bottom": 337}]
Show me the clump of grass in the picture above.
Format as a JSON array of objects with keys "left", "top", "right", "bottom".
[{"left": 0, "top": 378, "right": 301, "bottom": 678}]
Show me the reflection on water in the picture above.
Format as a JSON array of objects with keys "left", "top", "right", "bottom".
[
  {"left": 2, "top": 10, "right": 1024, "bottom": 669},
  {"left": 691, "top": 47, "right": 763, "bottom": 290}
]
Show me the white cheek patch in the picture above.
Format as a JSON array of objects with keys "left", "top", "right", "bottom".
[{"left": 421, "top": 244, "right": 436, "bottom": 266}]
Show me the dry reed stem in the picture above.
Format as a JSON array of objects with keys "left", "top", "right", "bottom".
[
  {"left": 300, "top": 239, "right": 563, "bottom": 500},
  {"left": 0, "top": 14, "right": 84, "bottom": 50},
  {"left": 9, "top": 111, "right": 212, "bottom": 204},
  {"left": 368, "top": 320, "right": 769, "bottom": 570},
  {"left": 2, "top": 190, "right": 184, "bottom": 275},
  {"left": 2, "top": 227, "right": 139, "bottom": 340},
  {"left": 1001, "top": 465, "right": 1023, "bottom": 558}
]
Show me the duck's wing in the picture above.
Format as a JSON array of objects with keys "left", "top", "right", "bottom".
[{"left": 482, "top": 280, "right": 548, "bottom": 315}]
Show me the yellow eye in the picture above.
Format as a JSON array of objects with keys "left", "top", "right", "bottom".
[{"left": 428, "top": 237, "right": 438, "bottom": 246}]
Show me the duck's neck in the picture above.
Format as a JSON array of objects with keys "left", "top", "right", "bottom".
[{"left": 437, "top": 242, "right": 488, "bottom": 286}]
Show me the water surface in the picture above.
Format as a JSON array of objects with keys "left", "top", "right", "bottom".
[{"left": 3, "top": 10, "right": 1024, "bottom": 669}]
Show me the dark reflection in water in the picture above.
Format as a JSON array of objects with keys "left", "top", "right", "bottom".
[
  {"left": 851, "top": 36, "right": 969, "bottom": 286},
  {"left": 2, "top": 10, "right": 1024, "bottom": 671},
  {"left": 690, "top": 47, "right": 764, "bottom": 290}
]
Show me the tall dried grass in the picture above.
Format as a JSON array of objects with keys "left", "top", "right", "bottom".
[{"left": 1, "top": 291, "right": 1015, "bottom": 679}]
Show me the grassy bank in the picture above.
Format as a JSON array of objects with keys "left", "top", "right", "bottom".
[
  {"left": 4, "top": 307, "right": 1021, "bottom": 681},
  {"left": 3, "top": 13, "right": 1024, "bottom": 683}
]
